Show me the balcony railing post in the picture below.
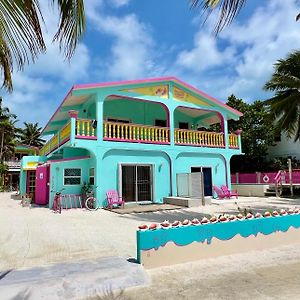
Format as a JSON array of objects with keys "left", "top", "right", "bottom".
[
  {"left": 68, "top": 110, "right": 79, "bottom": 145},
  {"left": 234, "top": 129, "right": 242, "bottom": 151}
]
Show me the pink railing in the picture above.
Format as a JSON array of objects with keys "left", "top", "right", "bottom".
[{"left": 231, "top": 170, "right": 300, "bottom": 184}]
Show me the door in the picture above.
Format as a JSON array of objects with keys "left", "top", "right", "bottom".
[
  {"left": 122, "top": 165, "right": 136, "bottom": 202},
  {"left": 26, "top": 171, "right": 36, "bottom": 202},
  {"left": 202, "top": 168, "right": 212, "bottom": 196},
  {"left": 121, "top": 165, "right": 152, "bottom": 202},
  {"left": 191, "top": 167, "right": 213, "bottom": 196},
  {"left": 35, "top": 164, "right": 50, "bottom": 205}
]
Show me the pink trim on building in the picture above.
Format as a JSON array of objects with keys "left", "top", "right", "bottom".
[
  {"left": 42, "top": 77, "right": 243, "bottom": 135},
  {"left": 103, "top": 138, "right": 170, "bottom": 145},
  {"left": 75, "top": 135, "right": 97, "bottom": 140}
]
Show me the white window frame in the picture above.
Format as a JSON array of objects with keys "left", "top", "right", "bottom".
[
  {"left": 63, "top": 168, "right": 82, "bottom": 186},
  {"left": 89, "top": 167, "right": 95, "bottom": 186}
]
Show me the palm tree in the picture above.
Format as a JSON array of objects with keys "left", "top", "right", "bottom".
[
  {"left": 190, "top": 0, "right": 299, "bottom": 33},
  {"left": 0, "top": 98, "right": 17, "bottom": 161},
  {"left": 0, "top": 0, "right": 85, "bottom": 92},
  {"left": 264, "top": 50, "right": 300, "bottom": 142},
  {"left": 19, "top": 122, "right": 45, "bottom": 147}
]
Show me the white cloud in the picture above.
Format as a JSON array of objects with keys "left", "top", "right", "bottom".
[
  {"left": 110, "top": 0, "right": 130, "bottom": 8},
  {"left": 176, "top": 31, "right": 236, "bottom": 72},
  {"left": 86, "top": 6, "right": 160, "bottom": 80},
  {"left": 174, "top": 0, "right": 300, "bottom": 102}
]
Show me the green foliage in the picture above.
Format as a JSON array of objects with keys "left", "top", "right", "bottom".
[
  {"left": 264, "top": 50, "right": 300, "bottom": 141},
  {"left": 0, "top": 98, "right": 17, "bottom": 162},
  {"left": 81, "top": 182, "right": 92, "bottom": 195},
  {"left": 227, "top": 95, "right": 275, "bottom": 172},
  {"left": 268, "top": 156, "right": 300, "bottom": 170},
  {"left": 19, "top": 122, "right": 45, "bottom": 147}
]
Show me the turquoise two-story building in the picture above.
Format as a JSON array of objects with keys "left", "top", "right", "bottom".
[{"left": 20, "top": 77, "right": 242, "bottom": 207}]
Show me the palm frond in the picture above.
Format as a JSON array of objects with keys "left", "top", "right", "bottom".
[
  {"left": 51, "top": 0, "right": 85, "bottom": 59},
  {"left": 0, "top": 0, "right": 46, "bottom": 91},
  {"left": 190, "top": 0, "right": 246, "bottom": 33}
]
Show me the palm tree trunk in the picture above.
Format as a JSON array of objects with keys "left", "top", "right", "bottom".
[{"left": 0, "top": 130, "right": 4, "bottom": 162}]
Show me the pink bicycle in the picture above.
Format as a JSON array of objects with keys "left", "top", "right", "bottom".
[{"left": 52, "top": 189, "right": 65, "bottom": 214}]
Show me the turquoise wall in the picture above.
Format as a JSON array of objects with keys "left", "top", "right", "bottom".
[
  {"left": 19, "top": 170, "right": 26, "bottom": 196},
  {"left": 175, "top": 153, "right": 227, "bottom": 192},
  {"left": 100, "top": 149, "right": 171, "bottom": 206},
  {"left": 103, "top": 99, "right": 167, "bottom": 126},
  {"left": 49, "top": 158, "right": 92, "bottom": 208}
]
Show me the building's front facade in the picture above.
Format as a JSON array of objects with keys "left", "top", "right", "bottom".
[{"left": 20, "top": 77, "right": 242, "bottom": 207}]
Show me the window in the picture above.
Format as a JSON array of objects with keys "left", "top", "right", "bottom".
[
  {"left": 107, "top": 117, "right": 130, "bottom": 123},
  {"left": 179, "top": 122, "right": 189, "bottom": 129},
  {"left": 89, "top": 168, "right": 95, "bottom": 185},
  {"left": 64, "top": 168, "right": 81, "bottom": 185},
  {"left": 155, "top": 119, "right": 167, "bottom": 127}
]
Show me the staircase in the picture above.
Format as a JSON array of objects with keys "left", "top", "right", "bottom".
[
  {"left": 264, "top": 170, "right": 283, "bottom": 197},
  {"left": 264, "top": 185, "right": 277, "bottom": 196}
]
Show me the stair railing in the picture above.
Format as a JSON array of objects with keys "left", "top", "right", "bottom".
[{"left": 274, "top": 170, "right": 283, "bottom": 197}]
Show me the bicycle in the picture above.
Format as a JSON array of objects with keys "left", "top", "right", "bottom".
[
  {"left": 85, "top": 190, "right": 99, "bottom": 211},
  {"left": 51, "top": 188, "right": 65, "bottom": 214}
]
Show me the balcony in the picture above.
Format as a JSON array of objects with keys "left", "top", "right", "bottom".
[
  {"left": 39, "top": 118, "right": 97, "bottom": 156},
  {"left": 175, "top": 129, "right": 225, "bottom": 148},
  {"left": 40, "top": 119, "right": 241, "bottom": 156},
  {"left": 103, "top": 122, "right": 170, "bottom": 144},
  {"left": 5, "top": 160, "right": 21, "bottom": 171}
]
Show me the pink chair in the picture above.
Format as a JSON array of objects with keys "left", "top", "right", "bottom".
[
  {"left": 106, "top": 190, "right": 125, "bottom": 209},
  {"left": 213, "top": 185, "right": 227, "bottom": 199},
  {"left": 221, "top": 185, "right": 238, "bottom": 199}
]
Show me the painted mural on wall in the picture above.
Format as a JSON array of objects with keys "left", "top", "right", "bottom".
[
  {"left": 172, "top": 85, "right": 212, "bottom": 107},
  {"left": 137, "top": 209, "right": 300, "bottom": 264},
  {"left": 121, "top": 85, "right": 169, "bottom": 99}
]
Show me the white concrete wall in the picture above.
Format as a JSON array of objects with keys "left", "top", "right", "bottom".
[
  {"left": 268, "top": 134, "right": 300, "bottom": 160},
  {"left": 232, "top": 184, "right": 269, "bottom": 197}
]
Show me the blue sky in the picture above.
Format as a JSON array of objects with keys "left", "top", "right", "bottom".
[{"left": 4, "top": 0, "right": 300, "bottom": 129}]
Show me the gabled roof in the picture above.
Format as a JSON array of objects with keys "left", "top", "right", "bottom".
[{"left": 42, "top": 77, "right": 242, "bottom": 135}]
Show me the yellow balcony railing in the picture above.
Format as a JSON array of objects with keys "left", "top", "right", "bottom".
[
  {"left": 39, "top": 121, "right": 71, "bottom": 156},
  {"left": 76, "top": 118, "right": 97, "bottom": 139},
  {"left": 175, "top": 129, "right": 225, "bottom": 148},
  {"left": 60, "top": 122, "right": 71, "bottom": 143},
  {"left": 103, "top": 122, "right": 170, "bottom": 144},
  {"left": 229, "top": 133, "right": 239, "bottom": 149}
]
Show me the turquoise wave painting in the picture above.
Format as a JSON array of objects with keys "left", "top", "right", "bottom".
[{"left": 136, "top": 214, "right": 300, "bottom": 263}]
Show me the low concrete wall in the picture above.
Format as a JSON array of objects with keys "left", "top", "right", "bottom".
[
  {"left": 232, "top": 184, "right": 269, "bottom": 197},
  {"left": 137, "top": 214, "right": 300, "bottom": 268},
  {"left": 140, "top": 228, "right": 300, "bottom": 268}
]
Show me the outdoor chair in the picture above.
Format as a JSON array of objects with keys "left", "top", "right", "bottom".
[
  {"left": 221, "top": 185, "right": 238, "bottom": 199},
  {"left": 213, "top": 185, "right": 227, "bottom": 199},
  {"left": 106, "top": 190, "right": 125, "bottom": 210}
]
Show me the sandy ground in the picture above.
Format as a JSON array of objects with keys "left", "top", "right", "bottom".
[{"left": 2, "top": 192, "right": 300, "bottom": 299}]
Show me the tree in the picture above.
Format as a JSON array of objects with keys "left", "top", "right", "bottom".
[
  {"left": 0, "top": 98, "right": 17, "bottom": 161},
  {"left": 0, "top": 0, "right": 85, "bottom": 92},
  {"left": 19, "top": 122, "right": 45, "bottom": 147},
  {"left": 264, "top": 50, "right": 300, "bottom": 142},
  {"left": 190, "top": 0, "right": 299, "bottom": 33},
  {"left": 227, "top": 95, "right": 275, "bottom": 172}
]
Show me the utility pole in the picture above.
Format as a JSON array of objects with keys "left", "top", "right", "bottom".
[{"left": 288, "top": 158, "right": 293, "bottom": 197}]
